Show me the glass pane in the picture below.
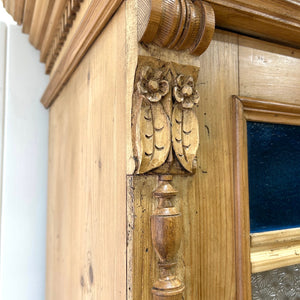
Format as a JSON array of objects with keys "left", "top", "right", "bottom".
[
  {"left": 247, "top": 122, "right": 300, "bottom": 233},
  {"left": 252, "top": 264, "right": 300, "bottom": 299}
]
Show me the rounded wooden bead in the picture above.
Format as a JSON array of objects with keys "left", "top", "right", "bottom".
[
  {"left": 154, "top": 0, "right": 181, "bottom": 47},
  {"left": 174, "top": 0, "right": 201, "bottom": 51},
  {"left": 190, "top": 1, "right": 215, "bottom": 56},
  {"left": 139, "top": 0, "right": 163, "bottom": 44},
  {"left": 167, "top": 0, "right": 187, "bottom": 49}
]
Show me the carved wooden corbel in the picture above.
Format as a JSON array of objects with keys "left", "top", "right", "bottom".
[
  {"left": 133, "top": 2, "right": 215, "bottom": 298},
  {"left": 138, "top": 0, "right": 215, "bottom": 56},
  {"left": 132, "top": 58, "right": 200, "bottom": 175},
  {"left": 132, "top": 57, "right": 202, "bottom": 299}
]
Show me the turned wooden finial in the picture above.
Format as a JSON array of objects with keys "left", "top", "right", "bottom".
[
  {"left": 151, "top": 175, "right": 184, "bottom": 299},
  {"left": 138, "top": 0, "right": 215, "bottom": 56}
]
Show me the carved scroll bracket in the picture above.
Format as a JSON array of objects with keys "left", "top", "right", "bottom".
[{"left": 138, "top": 0, "right": 215, "bottom": 56}]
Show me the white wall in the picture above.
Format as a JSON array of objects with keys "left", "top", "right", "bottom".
[
  {"left": 0, "top": 23, "right": 6, "bottom": 230},
  {"left": 0, "top": 24, "right": 49, "bottom": 300}
]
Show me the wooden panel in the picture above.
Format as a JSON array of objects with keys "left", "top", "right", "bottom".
[
  {"left": 46, "top": 4, "right": 126, "bottom": 300},
  {"left": 22, "top": 0, "right": 36, "bottom": 34},
  {"left": 239, "top": 36, "right": 300, "bottom": 104},
  {"left": 206, "top": 0, "right": 300, "bottom": 49},
  {"left": 127, "top": 175, "right": 157, "bottom": 300},
  {"left": 41, "top": 0, "right": 123, "bottom": 108},
  {"left": 130, "top": 30, "right": 239, "bottom": 299}
]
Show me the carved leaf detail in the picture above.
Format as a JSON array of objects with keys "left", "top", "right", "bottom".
[
  {"left": 139, "top": 101, "right": 171, "bottom": 173},
  {"left": 172, "top": 104, "right": 199, "bottom": 172}
]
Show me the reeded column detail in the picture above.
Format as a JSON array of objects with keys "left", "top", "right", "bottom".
[{"left": 151, "top": 175, "right": 184, "bottom": 299}]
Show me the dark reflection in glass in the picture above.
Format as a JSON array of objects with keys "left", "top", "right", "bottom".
[
  {"left": 252, "top": 264, "right": 300, "bottom": 299},
  {"left": 247, "top": 122, "right": 300, "bottom": 233}
]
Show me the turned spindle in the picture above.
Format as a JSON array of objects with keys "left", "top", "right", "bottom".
[{"left": 151, "top": 175, "right": 184, "bottom": 299}]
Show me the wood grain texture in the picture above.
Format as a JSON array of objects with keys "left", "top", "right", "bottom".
[
  {"left": 251, "top": 244, "right": 300, "bottom": 273},
  {"left": 232, "top": 97, "right": 252, "bottom": 300},
  {"left": 237, "top": 96, "right": 300, "bottom": 126},
  {"left": 239, "top": 36, "right": 300, "bottom": 104},
  {"left": 46, "top": 0, "right": 92, "bottom": 77},
  {"left": 29, "top": 0, "right": 55, "bottom": 49},
  {"left": 138, "top": 0, "right": 215, "bottom": 56},
  {"left": 39, "top": 0, "right": 68, "bottom": 62},
  {"left": 151, "top": 175, "right": 185, "bottom": 299},
  {"left": 206, "top": 0, "right": 300, "bottom": 49},
  {"left": 22, "top": 0, "right": 36, "bottom": 33},
  {"left": 132, "top": 59, "right": 200, "bottom": 175},
  {"left": 41, "top": 0, "right": 123, "bottom": 108},
  {"left": 130, "top": 30, "right": 238, "bottom": 299},
  {"left": 233, "top": 89, "right": 300, "bottom": 297},
  {"left": 45, "top": 0, "right": 85, "bottom": 74},
  {"left": 251, "top": 228, "right": 300, "bottom": 251},
  {"left": 13, "top": 0, "right": 25, "bottom": 25},
  {"left": 234, "top": 96, "right": 300, "bottom": 277},
  {"left": 46, "top": 5, "right": 126, "bottom": 300},
  {"left": 5, "top": 0, "right": 14, "bottom": 17}
]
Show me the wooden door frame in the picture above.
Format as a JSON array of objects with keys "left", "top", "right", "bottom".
[{"left": 232, "top": 95, "right": 300, "bottom": 299}]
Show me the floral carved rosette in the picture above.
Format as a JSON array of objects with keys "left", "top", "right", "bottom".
[
  {"left": 133, "top": 63, "right": 200, "bottom": 174},
  {"left": 137, "top": 66, "right": 169, "bottom": 102}
]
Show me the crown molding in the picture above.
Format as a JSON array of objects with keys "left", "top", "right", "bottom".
[
  {"left": 207, "top": 0, "right": 300, "bottom": 49},
  {"left": 40, "top": 0, "right": 123, "bottom": 108}
]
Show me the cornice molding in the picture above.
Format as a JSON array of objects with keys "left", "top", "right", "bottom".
[
  {"left": 45, "top": 0, "right": 84, "bottom": 74},
  {"left": 40, "top": 0, "right": 123, "bottom": 108},
  {"left": 207, "top": 0, "right": 300, "bottom": 49}
]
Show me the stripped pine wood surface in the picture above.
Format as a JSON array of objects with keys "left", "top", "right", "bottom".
[
  {"left": 22, "top": 0, "right": 36, "bottom": 33},
  {"left": 129, "top": 30, "right": 239, "bottom": 299},
  {"left": 46, "top": 5, "right": 127, "bottom": 299},
  {"left": 29, "top": 0, "right": 54, "bottom": 48},
  {"left": 1, "top": 0, "right": 300, "bottom": 299},
  {"left": 39, "top": 0, "right": 68, "bottom": 62},
  {"left": 251, "top": 228, "right": 300, "bottom": 273}
]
